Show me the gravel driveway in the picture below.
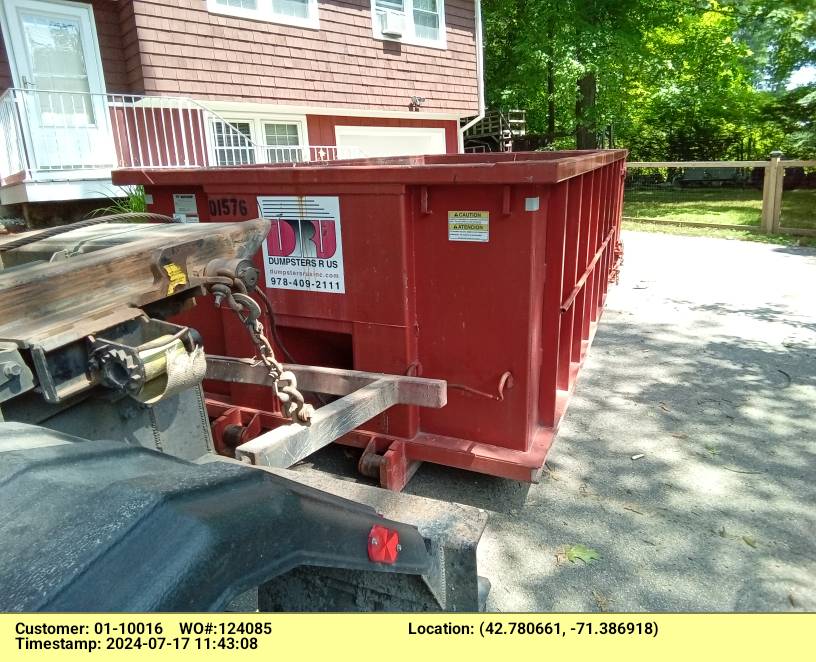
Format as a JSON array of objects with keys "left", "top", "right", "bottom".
[
  {"left": 407, "top": 230, "right": 816, "bottom": 611},
  {"left": 300, "top": 230, "right": 816, "bottom": 612}
]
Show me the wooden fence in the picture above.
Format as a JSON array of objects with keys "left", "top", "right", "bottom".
[{"left": 625, "top": 157, "right": 816, "bottom": 237}]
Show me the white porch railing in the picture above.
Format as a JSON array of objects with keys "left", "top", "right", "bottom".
[
  {"left": 0, "top": 88, "right": 364, "bottom": 186},
  {"left": 0, "top": 90, "right": 27, "bottom": 182},
  {"left": 212, "top": 143, "right": 365, "bottom": 166}
]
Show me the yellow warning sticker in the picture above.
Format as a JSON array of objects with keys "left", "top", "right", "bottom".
[
  {"left": 163, "top": 263, "right": 188, "bottom": 295},
  {"left": 448, "top": 211, "right": 489, "bottom": 242}
]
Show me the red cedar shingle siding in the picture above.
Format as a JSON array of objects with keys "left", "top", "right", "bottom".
[
  {"left": 1, "top": 0, "right": 477, "bottom": 112},
  {"left": 119, "top": 0, "right": 146, "bottom": 94},
  {"left": 94, "top": 0, "right": 130, "bottom": 93},
  {"left": 129, "top": 0, "right": 478, "bottom": 114}
]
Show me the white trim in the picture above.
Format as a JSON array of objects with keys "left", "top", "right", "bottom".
[
  {"left": 370, "top": 0, "right": 447, "bottom": 50},
  {"left": 205, "top": 108, "right": 309, "bottom": 128},
  {"left": 0, "top": 177, "right": 125, "bottom": 204},
  {"left": 200, "top": 98, "right": 465, "bottom": 121},
  {"left": 458, "top": 0, "right": 484, "bottom": 151},
  {"left": 206, "top": 0, "right": 319, "bottom": 30}
]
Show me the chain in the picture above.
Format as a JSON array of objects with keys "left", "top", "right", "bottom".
[{"left": 211, "top": 284, "right": 313, "bottom": 424}]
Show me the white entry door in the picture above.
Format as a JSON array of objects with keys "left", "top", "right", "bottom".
[{"left": 2, "top": 0, "right": 113, "bottom": 173}]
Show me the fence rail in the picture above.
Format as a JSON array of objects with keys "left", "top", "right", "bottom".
[
  {"left": 629, "top": 160, "right": 816, "bottom": 168},
  {"left": 624, "top": 157, "right": 816, "bottom": 237}
]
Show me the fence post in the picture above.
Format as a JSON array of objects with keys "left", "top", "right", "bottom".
[
  {"left": 761, "top": 151, "right": 783, "bottom": 234},
  {"left": 772, "top": 155, "right": 785, "bottom": 234}
]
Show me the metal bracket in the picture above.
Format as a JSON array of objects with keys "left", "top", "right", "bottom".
[
  {"left": 205, "top": 356, "right": 447, "bottom": 469},
  {"left": 0, "top": 342, "right": 35, "bottom": 404}
]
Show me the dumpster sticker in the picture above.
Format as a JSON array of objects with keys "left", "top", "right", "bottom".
[
  {"left": 258, "top": 196, "right": 345, "bottom": 294},
  {"left": 163, "top": 263, "right": 188, "bottom": 295},
  {"left": 448, "top": 211, "right": 489, "bottom": 242},
  {"left": 173, "top": 194, "right": 199, "bottom": 223}
]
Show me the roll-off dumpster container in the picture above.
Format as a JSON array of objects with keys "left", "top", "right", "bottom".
[{"left": 114, "top": 150, "right": 627, "bottom": 490}]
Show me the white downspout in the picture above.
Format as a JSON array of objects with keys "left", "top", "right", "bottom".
[{"left": 458, "top": 0, "right": 485, "bottom": 152}]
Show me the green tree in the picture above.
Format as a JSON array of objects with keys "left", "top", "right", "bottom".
[
  {"left": 483, "top": 0, "right": 678, "bottom": 148},
  {"left": 482, "top": 0, "right": 816, "bottom": 158}
]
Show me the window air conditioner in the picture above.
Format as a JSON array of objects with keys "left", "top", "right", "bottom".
[{"left": 379, "top": 10, "right": 404, "bottom": 38}]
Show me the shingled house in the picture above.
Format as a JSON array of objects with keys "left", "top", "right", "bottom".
[{"left": 0, "top": 0, "right": 482, "bottom": 216}]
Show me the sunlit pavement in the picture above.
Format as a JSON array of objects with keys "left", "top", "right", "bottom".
[{"left": 407, "top": 230, "right": 816, "bottom": 612}]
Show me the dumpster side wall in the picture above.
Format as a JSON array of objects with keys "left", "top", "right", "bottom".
[
  {"left": 411, "top": 183, "right": 551, "bottom": 450},
  {"left": 133, "top": 152, "right": 627, "bottom": 482}
]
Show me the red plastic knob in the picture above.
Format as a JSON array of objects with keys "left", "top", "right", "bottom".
[{"left": 367, "top": 525, "right": 400, "bottom": 565}]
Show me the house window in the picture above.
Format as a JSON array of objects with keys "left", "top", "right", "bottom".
[
  {"left": 264, "top": 123, "right": 302, "bottom": 163},
  {"left": 209, "top": 117, "right": 305, "bottom": 166},
  {"left": 413, "top": 0, "right": 440, "bottom": 41},
  {"left": 371, "top": 0, "right": 446, "bottom": 48},
  {"left": 207, "top": 0, "right": 318, "bottom": 29},
  {"left": 216, "top": 0, "right": 257, "bottom": 9},
  {"left": 272, "top": 0, "right": 309, "bottom": 18},
  {"left": 212, "top": 120, "right": 256, "bottom": 166}
]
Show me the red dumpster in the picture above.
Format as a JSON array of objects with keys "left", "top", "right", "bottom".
[{"left": 114, "top": 151, "right": 627, "bottom": 489}]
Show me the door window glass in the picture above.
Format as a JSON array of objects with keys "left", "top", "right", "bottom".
[{"left": 21, "top": 12, "right": 94, "bottom": 125}]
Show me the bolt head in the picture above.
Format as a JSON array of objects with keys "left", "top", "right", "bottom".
[
  {"left": 370, "top": 538, "right": 379, "bottom": 546},
  {"left": 396, "top": 544, "right": 402, "bottom": 552},
  {"left": 3, "top": 363, "right": 22, "bottom": 378}
]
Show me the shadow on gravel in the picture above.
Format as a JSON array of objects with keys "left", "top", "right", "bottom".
[
  {"left": 770, "top": 244, "right": 816, "bottom": 257},
  {"left": 300, "top": 275, "right": 815, "bottom": 611},
  {"left": 407, "top": 308, "right": 815, "bottom": 611}
]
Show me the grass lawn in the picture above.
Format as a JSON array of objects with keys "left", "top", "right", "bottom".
[
  {"left": 623, "top": 187, "right": 816, "bottom": 230},
  {"left": 624, "top": 187, "right": 762, "bottom": 226},
  {"left": 621, "top": 220, "right": 816, "bottom": 247},
  {"left": 779, "top": 190, "right": 816, "bottom": 229}
]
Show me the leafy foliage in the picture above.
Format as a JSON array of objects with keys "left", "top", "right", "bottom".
[
  {"left": 482, "top": 0, "right": 816, "bottom": 159},
  {"left": 91, "top": 186, "right": 147, "bottom": 217},
  {"left": 565, "top": 544, "right": 601, "bottom": 564}
]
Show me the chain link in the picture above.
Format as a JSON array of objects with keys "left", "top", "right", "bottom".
[{"left": 212, "top": 285, "right": 313, "bottom": 424}]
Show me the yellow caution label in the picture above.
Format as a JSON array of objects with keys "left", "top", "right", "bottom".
[
  {"left": 450, "top": 223, "right": 486, "bottom": 231},
  {"left": 163, "top": 263, "right": 188, "bottom": 295},
  {"left": 448, "top": 211, "right": 489, "bottom": 242}
]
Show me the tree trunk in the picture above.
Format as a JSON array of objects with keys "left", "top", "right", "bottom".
[
  {"left": 575, "top": 71, "right": 597, "bottom": 149},
  {"left": 546, "top": 25, "right": 556, "bottom": 144}
]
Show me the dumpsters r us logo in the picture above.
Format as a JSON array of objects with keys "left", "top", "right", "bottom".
[{"left": 258, "top": 196, "right": 346, "bottom": 293}]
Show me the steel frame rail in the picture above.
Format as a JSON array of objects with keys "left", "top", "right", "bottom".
[{"left": 205, "top": 356, "right": 447, "bottom": 468}]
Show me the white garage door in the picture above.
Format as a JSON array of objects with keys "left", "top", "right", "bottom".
[{"left": 334, "top": 125, "right": 447, "bottom": 158}]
